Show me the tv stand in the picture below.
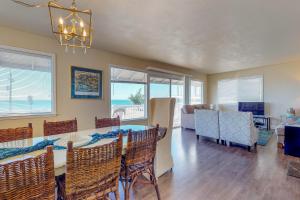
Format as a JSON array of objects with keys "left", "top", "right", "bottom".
[{"left": 253, "top": 115, "right": 270, "bottom": 130}]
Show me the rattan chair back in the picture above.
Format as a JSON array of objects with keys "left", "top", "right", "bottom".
[
  {"left": 0, "top": 123, "right": 33, "bottom": 143},
  {"left": 64, "top": 134, "right": 123, "bottom": 199},
  {"left": 0, "top": 146, "right": 55, "bottom": 200},
  {"left": 95, "top": 116, "right": 120, "bottom": 128},
  {"left": 44, "top": 118, "right": 77, "bottom": 136},
  {"left": 125, "top": 126, "right": 158, "bottom": 166}
]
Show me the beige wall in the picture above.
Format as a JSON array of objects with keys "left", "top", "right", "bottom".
[
  {"left": 0, "top": 26, "right": 207, "bottom": 137},
  {"left": 208, "top": 61, "right": 300, "bottom": 127}
]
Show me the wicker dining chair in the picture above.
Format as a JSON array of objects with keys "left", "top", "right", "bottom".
[
  {"left": 95, "top": 116, "right": 121, "bottom": 128},
  {"left": 0, "top": 146, "right": 55, "bottom": 200},
  {"left": 44, "top": 118, "right": 77, "bottom": 136},
  {"left": 57, "top": 134, "right": 123, "bottom": 200},
  {"left": 0, "top": 123, "right": 33, "bottom": 143},
  {"left": 120, "top": 126, "right": 161, "bottom": 200}
]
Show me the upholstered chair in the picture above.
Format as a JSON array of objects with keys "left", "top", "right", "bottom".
[
  {"left": 219, "top": 111, "right": 258, "bottom": 151},
  {"left": 194, "top": 110, "right": 220, "bottom": 143},
  {"left": 149, "top": 98, "right": 176, "bottom": 177}
]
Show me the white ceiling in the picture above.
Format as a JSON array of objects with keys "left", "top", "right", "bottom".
[{"left": 1, "top": 0, "right": 300, "bottom": 74}]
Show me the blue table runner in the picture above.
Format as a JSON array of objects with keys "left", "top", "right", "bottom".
[{"left": 0, "top": 129, "right": 129, "bottom": 160}]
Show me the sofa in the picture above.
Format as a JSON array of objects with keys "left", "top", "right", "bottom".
[
  {"left": 219, "top": 111, "right": 258, "bottom": 151},
  {"left": 181, "top": 104, "right": 209, "bottom": 129}
]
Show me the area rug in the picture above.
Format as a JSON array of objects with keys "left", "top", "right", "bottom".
[
  {"left": 287, "top": 161, "right": 300, "bottom": 178},
  {"left": 257, "top": 130, "right": 273, "bottom": 146}
]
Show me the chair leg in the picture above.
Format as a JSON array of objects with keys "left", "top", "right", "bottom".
[
  {"left": 125, "top": 178, "right": 130, "bottom": 200},
  {"left": 224, "top": 141, "right": 230, "bottom": 147},
  {"left": 217, "top": 139, "right": 219, "bottom": 144},
  {"left": 154, "top": 184, "right": 161, "bottom": 200},
  {"left": 196, "top": 135, "right": 200, "bottom": 140},
  {"left": 114, "top": 191, "right": 120, "bottom": 200},
  {"left": 151, "top": 167, "right": 161, "bottom": 200},
  {"left": 248, "top": 146, "right": 251, "bottom": 152}
]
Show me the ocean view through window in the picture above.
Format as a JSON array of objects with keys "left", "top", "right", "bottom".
[
  {"left": 110, "top": 67, "right": 147, "bottom": 120},
  {"left": 0, "top": 46, "right": 55, "bottom": 117}
]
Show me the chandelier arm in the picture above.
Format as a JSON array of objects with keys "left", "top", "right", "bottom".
[
  {"left": 64, "top": 13, "right": 74, "bottom": 20},
  {"left": 11, "top": 0, "right": 59, "bottom": 8}
]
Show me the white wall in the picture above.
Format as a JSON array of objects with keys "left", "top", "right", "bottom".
[
  {"left": 208, "top": 61, "right": 300, "bottom": 128},
  {"left": 0, "top": 26, "right": 207, "bottom": 136}
]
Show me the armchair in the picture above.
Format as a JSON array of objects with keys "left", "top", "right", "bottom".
[
  {"left": 194, "top": 110, "right": 220, "bottom": 143},
  {"left": 219, "top": 111, "right": 258, "bottom": 151}
]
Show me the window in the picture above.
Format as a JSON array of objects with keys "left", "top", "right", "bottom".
[
  {"left": 190, "top": 80, "right": 203, "bottom": 104},
  {"left": 149, "top": 76, "right": 185, "bottom": 127},
  {"left": 0, "top": 46, "right": 55, "bottom": 117},
  {"left": 150, "top": 77, "right": 170, "bottom": 98},
  {"left": 171, "top": 79, "right": 184, "bottom": 127},
  {"left": 218, "top": 75, "right": 263, "bottom": 104},
  {"left": 110, "top": 67, "right": 147, "bottom": 120}
]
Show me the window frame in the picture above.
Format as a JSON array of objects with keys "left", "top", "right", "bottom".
[
  {"left": 109, "top": 65, "right": 206, "bottom": 122},
  {"left": 189, "top": 79, "right": 204, "bottom": 104},
  {"left": 217, "top": 75, "right": 264, "bottom": 104},
  {"left": 0, "top": 45, "right": 56, "bottom": 120},
  {"left": 109, "top": 65, "right": 148, "bottom": 122}
]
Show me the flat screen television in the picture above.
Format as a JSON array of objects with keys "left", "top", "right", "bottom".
[{"left": 238, "top": 102, "right": 265, "bottom": 116}]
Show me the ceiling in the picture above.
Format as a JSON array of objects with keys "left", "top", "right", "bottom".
[{"left": 1, "top": 0, "right": 300, "bottom": 74}]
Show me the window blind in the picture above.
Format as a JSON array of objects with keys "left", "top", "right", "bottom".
[
  {"left": 0, "top": 47, "right": 54, "bottom": 117},
  {"left": 111, "top": 67, "right": 147, "bottom": 83},
  {"left": 218, "top": 76, "right": 263, "bottom": 104}
]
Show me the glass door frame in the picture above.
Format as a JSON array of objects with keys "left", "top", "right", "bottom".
[{"left": 148, "top": 74, "right": 185, "bottom": 127}]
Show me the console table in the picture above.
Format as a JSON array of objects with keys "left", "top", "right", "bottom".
[{"left": 253, "top": 115, "right": 271, "bottom": 130}]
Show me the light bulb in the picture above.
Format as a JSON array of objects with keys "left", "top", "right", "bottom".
[
  {"left": 59, "top": 17, "right": 64, "bottom": 25},
  {"left": 63, "top": 28, "right": 68, "bottom": 34},
  {"left": 80, "top": 21, "right": 84, "bottom": 28},
  {"left": 83, "top": 29, "right": 87, "bottom": 37}
]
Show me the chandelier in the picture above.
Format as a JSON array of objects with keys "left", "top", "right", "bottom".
[{"left": 48, "top": 0, "right": 92, "bottom": 53}]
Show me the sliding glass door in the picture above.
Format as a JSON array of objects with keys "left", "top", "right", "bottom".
[
  {"left": 150, "top": 76, "right": 184, "bottom": 127},
  {"left": 171, "top": 80, "right": 184, "bottom": 127},
  {"left": 150, "top": 77, "right": 170, "bottom": 98}
]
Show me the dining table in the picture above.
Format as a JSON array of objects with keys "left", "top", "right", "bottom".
[{"left": 0, "top": 125, "right": 154, "bottom": 176}]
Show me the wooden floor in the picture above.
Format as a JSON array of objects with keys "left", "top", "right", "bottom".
[{"left": 115, "top": 128, "right": 300, "bottom": 200}]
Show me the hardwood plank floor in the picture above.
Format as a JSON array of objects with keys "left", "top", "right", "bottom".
[{"left": 115, "top": 128, "right": 300, "bottom": 200}]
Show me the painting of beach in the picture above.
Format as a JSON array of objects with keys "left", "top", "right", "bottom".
[{"left": 71, "top": 66, "right": 102, "bottom": 99}]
